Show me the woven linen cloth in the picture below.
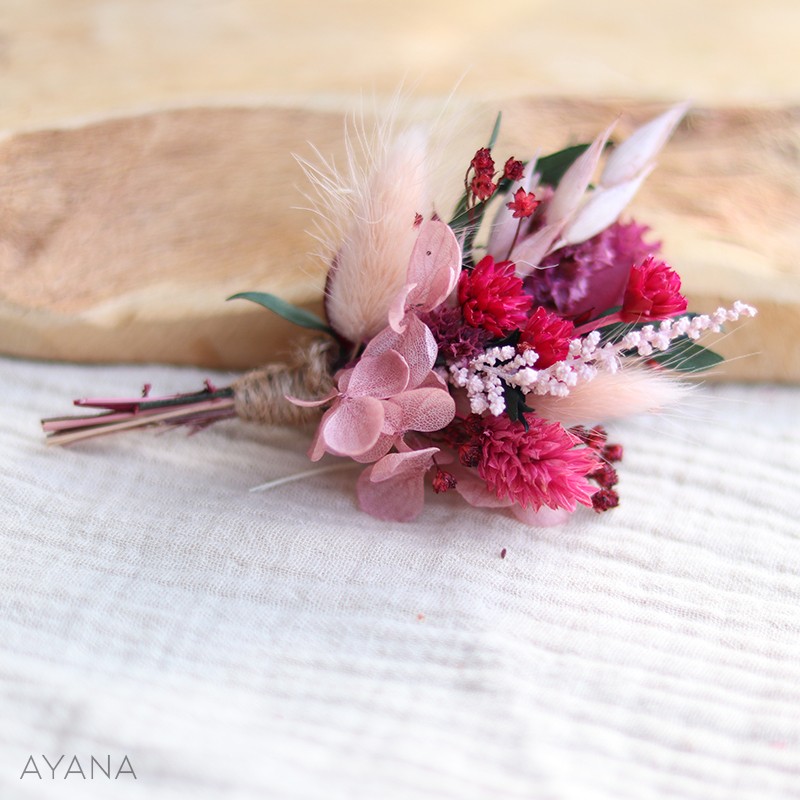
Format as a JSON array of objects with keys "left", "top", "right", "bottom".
[{"left": 1, "top": 355, "right": 799, "bottom": 799}]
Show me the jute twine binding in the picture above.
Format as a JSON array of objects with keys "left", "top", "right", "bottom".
[{"left": 232, "top": 338, "right": 336, "bottom": 426}]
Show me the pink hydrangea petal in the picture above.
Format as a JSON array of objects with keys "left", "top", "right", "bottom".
[
  {"left": 336, "top": 368, "right": 354, "bottom": 394},
  {"left": 351, "top": 432, "right": 398, "bottom": 464},
  {"left": 417, "top": 370, "right": 447, "bottom": 391},
  {"left": 356, "top": 448, "right": 439, "bottom": 522},
  {"left": 387, "top": 282, "right": 417, "bottom": 332},
  {"left": 511, "top": 504, "right": 573, "bottom": 527},
  {"left": 405, "top": 219, "right": 461, "bottom": 312},
  {"left": 369, "top": 447, "right": 440, "bottom": 481},
  {"left": 388, "top": 387, "right": 456, "bottom": 433},
  {"left": 362, "top": 315, "right": 437, "bottom": 387},
  {"left": 379, "top": 396, "right": 405, "bottom": 435},
  {"left": 321, "top": 396, "right": 385, "bottom": 457},
  {"left": 348, "top": 400, "right": 404, "bottom": 463},
  {"left": 307, "top": 406, "right": 334, "bottom": 462},
  {"left": 347, "top": 350, "right": 410, "bottom": 398},
  {"left": 451, "top": 465, "right": 513, "bottom": 508},
  {"left": 285, "top": 389, "right": 338, "bottom": 408}
]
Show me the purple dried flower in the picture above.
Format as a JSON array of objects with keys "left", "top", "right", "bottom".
[
  {"left": 420, "top": 306, "right": 492, "bottom": 362},
  {"left": 526, "top": 220, "right": 660, "bottom": 319}
]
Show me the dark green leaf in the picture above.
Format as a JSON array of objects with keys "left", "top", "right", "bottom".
[
  {"left": 649, "top": 338, "right": 724, "bottom": 373},
  {"left": 227, "top": 292, "right": 333, "bottom": 334},
  {"left": 487, "top": 111, "right": 502, "bottom": 150},
  {"left": 536, "top": 143, "right": 592, "bottom": 187},
  {"left": 503, "top": 383, "right": 533, "bottom": 430},
  {"left": 490, "top": 328, "right": 522, "bottom": 349}
]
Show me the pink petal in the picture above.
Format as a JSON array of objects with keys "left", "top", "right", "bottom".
[
  {"left": 560, "top": 171, "right": 651, "bottom": 245},
  {"left": 601, "top": 102, "right": 689, "bottom": 187},
  {"left": 350, "top": 400, "right": 405, "bottom": 462},
  {"left": 307, "top": 408, "right": 332, "bottom": 461},
  {"left": 511, "top": 504, "right": 573, "bottom": 527},
  {"left": 369, "top": 447, "right": 440, "bottom": 481},
  {"left": 388, "top": 386, "right": 456, "bottom": 433},
  {"left": 347, "top": 350, "right": 410, "bottom": 398},
  {"left": 337, "top": 368, "right": 353, "bottom": 393},
  {"left": 512, "top": 222, "right": 563, "bottom": 277},
  {"left": 387, "top": 282, "right": 417, "bottom": 332},
  {"left": 320, "top": 396, "right": 385, "bottom": 457},
  {"left": 452, "top": 465, "right": 512, "bottom": 509},
  {"left": 362, "top": 315, "right": 437, "bottom": 387},
  {"left": 405, "top": 219, "right": 461, "bottom": 312},
  {"left": 417, "top": 370, "right": 447, "bottom": 391},
  {"left": 286, "top": 389, "right": 338, "bottom": 408},
  {"left": 545, "top": 122, "right": 616, "bottom": 226},
  {"left": 351, "top": 432, "right": 399, "bottom": 464},
  {"left": 356, "top": 447, "right": 439, "bottom": 522}
]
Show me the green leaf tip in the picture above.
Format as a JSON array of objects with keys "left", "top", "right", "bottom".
[{"left": 227, "top": 291, "right": 333, "bottom": 335}]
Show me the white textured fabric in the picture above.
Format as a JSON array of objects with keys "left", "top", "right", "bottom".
[{"left": 1, "top": 356, "right": 799, "bottom": 799}]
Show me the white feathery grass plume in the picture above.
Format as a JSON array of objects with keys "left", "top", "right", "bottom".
[
  {"left": 513, "top": 123, "right": 615, "bottom": 276},
  {"left": 296, "top": 118, "right": 432, "bottom": 346},
  {"left": 532, "top": 366, "right": 692, "bottom": 427}
]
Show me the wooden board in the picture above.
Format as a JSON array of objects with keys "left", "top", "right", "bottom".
[{"left": 0, "top": 99, "right": 797, "bottom": 381}]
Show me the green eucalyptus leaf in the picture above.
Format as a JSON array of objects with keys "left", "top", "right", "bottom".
[
  {"left": 649, "top": 338, "right": 724, "bottom": 373},
  {"left": 227, "top": 292, "right": 333, "bottom": 334},
  {"left": 536, "top": 143, "right": 592, "bottom": 187}
]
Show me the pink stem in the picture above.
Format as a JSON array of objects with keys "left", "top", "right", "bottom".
[
  {"left": 573, "top": 312, "right": 623, "bottom": 338},
  {"left": 45, "top": 398, "right": 236, "bottom": 446}
]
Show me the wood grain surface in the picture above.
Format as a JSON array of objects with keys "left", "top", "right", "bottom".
[{"left": 0, "top": 2, "right": 797, "bottom": 381}]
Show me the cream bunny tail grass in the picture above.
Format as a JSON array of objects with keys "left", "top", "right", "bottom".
[{"left": 533, "top": 367, "right": 692, "bottom": 427}]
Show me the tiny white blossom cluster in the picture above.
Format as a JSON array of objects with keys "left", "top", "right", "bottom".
[{"left": 449, "top": 302, "right": 757, "bottom": 416}]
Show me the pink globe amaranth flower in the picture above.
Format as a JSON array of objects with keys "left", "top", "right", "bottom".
[
  {"left": 527, "top": 220, "right": 659, "bottom": 320},
  {"left": 621, "top": 256, "right": 688, "bottom": 322},
  {"left": 517, "top": 306, "right": 575, "bottom": 369},
  {"left": 458, "top": 255, "right": 533, "bottom": 337},
  {"left": 476, "top": 414, "right": 599, "bottom": 512}
]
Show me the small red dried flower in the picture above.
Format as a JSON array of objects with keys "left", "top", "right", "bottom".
[
  {"left": 506, "top": 188, "right": 540, "bottom": 219},
  {"left": 602, "top": 443, "right": 624, "bottom": 463},
  {"left": 518, "top": 306, "right": 575, "bottom": 368},
  {"left": 621, "top": 256, "right": 687, "bottom": 322},
  {"left": 471, "top": 147, "right": 495, "bottom": 174},
  {"left": 590, "top": 462, "right": 619, "bottom": 489},
  {"left": 458, "top": 256, "right": 533, "bottom": 337},
  {"left": 470, "top": 174, "right": 497, "bottom": 202},
  {"left": 592, "top": 488, "right": 620, "bottom": 513},
  {"left": 503, "top": 158, "right": 525, "bottom": 182},
  {"left": 432, "top": 469, "right": 457, "bottom": 494},
  {"left": 572, "top": 425, "right": 608, "bottom": 451}
]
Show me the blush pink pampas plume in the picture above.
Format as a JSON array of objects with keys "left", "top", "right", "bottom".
[{"left": 532, "top": 367, "right": 692, "bottom": 427}]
